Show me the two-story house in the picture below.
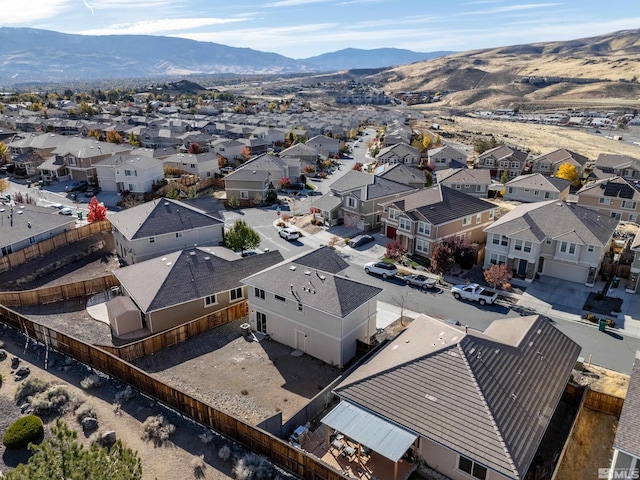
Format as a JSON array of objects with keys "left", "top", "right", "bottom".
[
  {"left": 50, "top": 137, "right": 132, "bottom": 183},
  {"left": 94, "top": 154, "right": 165, "bottom": 194},
  {"left": 476, "top": 145, "right": 530, "bottom": 180},
  {"left": 504, "top": 173, "right": 571, "bottom": 203},
  {"left": 109, "top": 248, "right": 284, "bottom": 336},
  {"left": 109, "top": 198, "right": 225, "bottom": 264},
  {"left": 242, "top": 247, "right": 382, "bottom": 368},
  {"left": 435, "top": 167, "right": 492, "bottom": 198},
  {"left": 162, "top": 151, "right": 220, "bottom": 180},
  {"left": 375, "top": 163, "right": 427, "bottom": 190},
  {"left": 380, "top": 185, "right": 497, "bottom": 258},
  {"left": 305, "top": 135, "right": 341, "bottom": 159},
  {"left": 375, "top": 143, "right": 420, "bottom": 165},
  {"left": 577, "top": 176, "right": 640, "bottom": 222},
  {"left": 426, "top": 145, "right": 468, "bottom": 171},
  {"left": 484, "top": 200, "right": 619, "bottom": 284},
  {"left": 531, "top": 148, "right": 590, "bottom": 176},
  {"left": 594, "top": 153, "right": 640, "bottom": 180},
  {"left": 330, "top": 171, "right": 417, "bottom": 231}
]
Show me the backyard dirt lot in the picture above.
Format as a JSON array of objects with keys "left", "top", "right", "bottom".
[{"left": 132, "top": 319, "right": 342, "bottom": 425}]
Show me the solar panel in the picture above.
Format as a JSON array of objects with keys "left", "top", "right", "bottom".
[{"left": 620, "top": 185, "right": 635, "bottom": 199}]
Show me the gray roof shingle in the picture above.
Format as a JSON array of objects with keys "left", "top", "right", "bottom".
[
  {"left": 0, "top": 203, "right": 76, "bottom": 248},
  {"left": 614, "top": 351, "right": 640, "bottom": 457},
  {"left": 334, "top": 314, "right": 580, "bottom": 480}
]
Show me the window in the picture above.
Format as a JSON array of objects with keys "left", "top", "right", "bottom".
[
  {"left": 67, "top": 156, "right": 76, "bottom": 166},
  {"left": 29, "top": 236, "right": 36, "bottom": 245},
  {"left": 599, "top": 197, "right": 611, "bottom": 205},
  {"left": 124, "top": 169, "right": 137, "bottom": 176},
  {"left": 534, "top": 190, "right": 539, "bottom": 196},
  {"left": 204, "top": 294, "right": 217, "bottom": 307},
  {"left": 240, "top": 191, "right": 249, "bottom": 199},
  {"left": 417, "top": 221, "right": 431, "bottom": 236},
  {"left": 476, "top": 185, "right": 484, "bottom": 193},
  {"left": 511, "top": 162, "right": 520, "bottom": 168},
  {"left": 175, "top": 232, "right": 183, "bottom": 239},
  {"left": 399, "top": 217, "right": 412, "bottom": 231},
  {"left": 489, "top": 253, "right": 507, "bottom": 265},
  {"left": 546, "top": 238, "right": 552, "bottom": 245},
  {"left": 388, "top": 208, "right": 399, "bottom": 220},
  {"left": 346, "top": 197, "right": 357, "bottom": 208},
  {"left": 230, "top": 287, "right": 243, "bottom": 301},
  {"left": 465, "top": 184, "right": 470, "bottom": 189},
  {"left": 274, "top": 294, "right": 286, "bottom": 302},
  {"left": 500, "top": 161, "right": 509, "bottom": 168},
  {"left": 455, "top": 184, "right": 461, "bottom": 189},
  {"left": 630, "top": 214, "right": 638, "bottom": 223},
  {"left": 128, "top": 183, "right": 136, "bottom": 191},
  {"left": 489, "top": 209, "right": 495, "bottom": 220},
  {"left": 544, "top": 191, "right": 550, "bottom": 199},
  {"left": 524, "top": 188, "right": 530, "bottom": 193},
  {"left": 416, "top": 239, "right": 430, "bottom": 253},
  {"left": 611, "top": 211, "right": 622, "bottom": 220},
  {"left": 507, "top": 187, "right": 514, "bottom": 194},
  {"left": 514, "top": 239, "right": 523, "bottom": 251},
  {"left": 254, "top": 288, "right": 265, "bottom": 300},
  {"left": 484, "top": 159, "right": 494, "bottom": 166},
  {"left": 476, "top": 213, "right": 482, "bottom": 224},
  {"left": 587, "top": 245, "right": 595, "bottom": 253},
  {"left": 560, "top": 241, "right": 576, "bottom": 255},
  {"left": 622, "top": 200, "right": 637, "bottom": 209},
  {"left": 149, "top": 237, "right": 155, "bottom": 243},
  {"left": 256, "top": 311, "right": 267, "bottom": 333},
  {"left": 462, "top": 216, "right": 471, "bottom": 226},
  {"left": 523, "top": 241, "right": 532, "bottom": 253},
  {"left": 492, "top": 234, "right": 508, "bottom": 246},
  {"left": 458, "top": 455, "right": 487, "bottom": 480}
]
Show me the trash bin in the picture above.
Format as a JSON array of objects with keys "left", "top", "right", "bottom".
[
  {"left": 612, "top": 277, "right": 620, "bottom": 288},
  {"left": 77, "top": 211, "right": 83, "bottom": 220},
  {"left": 599, "top": 319, "right": 607, "bottom": 332}
]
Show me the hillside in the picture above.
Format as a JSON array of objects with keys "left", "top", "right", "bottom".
[{"left": 369, "top": 29, "right": 640, "bottom": 109}]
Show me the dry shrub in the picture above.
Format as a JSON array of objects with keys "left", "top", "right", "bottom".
[
  {"left": 15, "top": 378, "right": 50, "bottom": 405},
  {"left": 191, "top": 455, "right": 206, "bottom": 478},
  {"left": 141, "top": 414, "right": 175, "bottom": 446},
  {"left": 114, "top": 385, "right": 134, "bottom": 404},
  {"left": 30, "top": 384, "right": 74, "bottom": 417},
  {"left": 75, "top": 402, "right": 96, "bottom": 423},
  {"left": 233, "top": 453, "right": 274, "bottom": 480},
  {"left": 218, "top": 445, "right": 231, "bottom": 462},
  {"left": 80, "top": 374, "right": 102, "bottom": 390}
]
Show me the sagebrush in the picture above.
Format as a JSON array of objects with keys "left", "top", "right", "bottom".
[{"left": 141, "top": 414, "right": 175, "bottom": 446}]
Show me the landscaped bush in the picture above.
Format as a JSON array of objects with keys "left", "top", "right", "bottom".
[
  {"left": 2, "top": 415, "right": 43, "bottom": 449},
  {"left": 606, "top": 319, "right": 616, "bottom": 328},
  {"left": 141, "top": 415, "right": 175, "bottom": 446},
  {"left": 80, "top": 374, "right": 102, "bottom": 390},
  {"left": 75, "top": 402, "right": 96, "bottom": 424},
  {"left": 29, "top": 384, "right": 73, "bottom": 417},
  {"left": 114, "top": 385, "right": 134, "bottom": 404},
  {"left": 218, "top": 445, "right": 231, "bottom": 462},
  {"left": 585, "top": 313, "right": 598, "bottom": 323},
  {"left": 15, "top": 378, "right": 50, "bottom": 405},
  {"left": 233, "top": 453, "right": 274, "bottom": 480}
]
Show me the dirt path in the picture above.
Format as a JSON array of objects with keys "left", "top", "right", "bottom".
[{"left": 0, "top": 325, "right": 296, "bottom": 480}]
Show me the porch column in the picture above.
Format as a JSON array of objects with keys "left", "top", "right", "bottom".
[{"left": 394, "top": 460, "right": 398, "bottom": 480}]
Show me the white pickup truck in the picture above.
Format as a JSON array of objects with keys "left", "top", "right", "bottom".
[{"left": 451, "top": 283, "right": 499, "bottom": 305}]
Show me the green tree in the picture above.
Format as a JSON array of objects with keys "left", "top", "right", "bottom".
[
  {"left": 424, "top": 171, "right": 433, "bottom": 187},
  {"left": 5, "top": 419, "right": 142, "bottom": 480},
  {"left": 78, "top": 101, "right": 94, "bottom": 116},
  {"left": 500, "top": 169, "right": 509, "bottom": 185},
  {"left": 0, "top": 142, "right": 8, "bottom": 162},
  {"left": 224, "top": 219, "right": 260, "bottom": 253},
  {"left": 128, "top": 132, "right": 140, "bottom": 147}
]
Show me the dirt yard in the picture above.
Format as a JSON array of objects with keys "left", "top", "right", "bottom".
[
  {"left": 573, "top": 365, "right": 630, "bottom": 398},
  {"left": 554, "top": 407, "right": 617, "bottom": 480},
  {"left": 0, "top": 325, "right": 300, "bottom": 480},
  {"left": 132, "top": 319, "right": 341, "bottom": 425}
]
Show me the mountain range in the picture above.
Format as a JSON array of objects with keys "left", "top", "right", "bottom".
[{"left": 0, "top": 27, "right": 451, "bottom": 85}]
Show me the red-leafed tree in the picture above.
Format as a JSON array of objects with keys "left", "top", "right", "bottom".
[
  {"left": 484, "top": 263, "right": 512, "bottom": 289},
  {"left": 187, "top": 143, "right": 202, "bottom": 154},
  {"left": 87, "top": 197, "right": 107, "bottom": 222},
  {"left": 279, "top": 177, "right": 292, "bottom": 189},
  {"left": 352, "top": 162, "right": 363, "bottom": 171},
  {"left": 386, "top": 239, "right": 406, "bottom": 260}
]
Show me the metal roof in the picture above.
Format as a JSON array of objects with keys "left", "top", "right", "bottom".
[{"left": 321, "top": 401, "right": 417, "bottom": 462}]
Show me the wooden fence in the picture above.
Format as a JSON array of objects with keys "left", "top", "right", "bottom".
[
  {"left": 0, "top": 305, "right": 348, "bottom": 480},
  {"left": 0, "top": 274, "right": 119, "bottom": 307},
  {"left": 98, "top": 301, "right": 248, "bottom": 362},
  {"left": 0, "top": 219, "right": 112, "bottom": 274},
  {"left": 583, "top": 388, "right": 625, "bottom": 417}
]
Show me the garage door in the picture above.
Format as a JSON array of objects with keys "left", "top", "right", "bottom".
[{"left": 543, "top": 260, "right": 588, "bottom": 284}]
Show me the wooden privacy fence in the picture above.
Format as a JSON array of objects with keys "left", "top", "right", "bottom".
[
  {"left": 0, "top": 219, "right": 112, "bottom": 274},
  {"left": 584, "top": 388, "right": 625, "bottom": 417},
  {"left": 0, "top": 305, "right": 348, "bottom": 480},
  {"left": 98, "top": 301, "right": 249, "bottom": 362},
  {"left": 0, "top": 274, "right": 119, "bottom": 307}
]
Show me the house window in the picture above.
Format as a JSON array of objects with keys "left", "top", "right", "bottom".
[
  {"left": 128, "top": 183, "right": 136, "bottom": 191},
  {"left": 388, "top": 208, "right": 399, "bottom": 220},
  {"left": 611, "top": 211, "right": 622, "bottom": 220},
  {"left": 345, "top": 197, "right": 356, "bottom": 208},
  {"left": 492, "top": 234, "right": 508, "bottom": 246},
  {"left": 500, "top": 161, "right": 509, "bottom": 168},
  {"left": 230, "top": 287, "right": 243, "bottom": 301},
  {"left": 524, "top": 188, "right": 530, "bottom": 193},
  {"left": 489, "top": 209, "right": 495, "bottom": 220},
  {"left": 476, "top": 185, "right": 484, "bottom": 192},
  {"left": 124, "top": 169, "right": 137, "bottom": 176},
  {"left": 507, "top": 187, "right": 514, "bottom": 194},
  {"left": 588, "top": 245, "right": 595, "bottom": 253},
  {"left": 455, "top": 184, "right": 461, "bottom": 189},
  {"left": 462, "top": 216, "right": 471, "bottom": 226},
  {"left": 399, "top": 217, "right": 412, "bottom": 231},
  {"left": 489, "top": 253, "right": 507, "bottom": 265},
  {"left": 484, "top": 159, "right": 494, "bottom": 166},
  {"left": 204, "top": 294, "right": 217, "bottom": 307},
  {"left": 68, "top": 156, "right": 76, "bottom": 166},
  {"left": 240, "top": 191, "right": 249, "bottom": 199},
  {"left": 546, "top": 238, "right": 552, "bottom": 245},
  {"left": 514, "top": 239, "right": 523, "bottom": 251},
  {"left": 458, "top": 455, "right": 487, "bottom": 480},
  {"left": 417, "top": 221, "right": 431, "bottom": 236},
  {"left": 149, "top": 237, "right": 155, "bottom": 243},
  {"left": 630, "top": 214, "right": 638, "bottom": 223},
  {"left": 175, "top": 232, "right": 183, "bottom": 239},
  {"left": 29, "top": 236, "right": 36, "bottom": 245},
  {"left": 622, "top": 200, "right": 637, "bottom": 209},
  {"left": 544, "top": 191, "right": 551, "bottom": 199},
  {"left": 523, "top": 241, "right": 532, "bottom": 253},
  {"left": 599, "top": 197, "right": 611, "bottom": 205},
  {"left": 475, "top": 213, "right": 482, "bottom": 224},
  {"left": 274, "top": 294, "right": 286, "bottom": 302},
  {"left": 416, "top": 239, "right": 430, "bottom": 253},
  {"left": 511, "top": 162, "right": 519, "bottom": 168},
  {"left": 254, "top": 288, "right": 265, "bottom": 300},
  {"left": 465, "top": 184, "right": 470, "bottom": 189},
  {"left": 534, "top": 190, "right": 539, "bottom": 196},
  {"left": 560, "top": 241, "right": 576, "bottom": 255}
]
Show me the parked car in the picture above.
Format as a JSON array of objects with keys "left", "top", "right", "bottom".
[
  {"left": 65, "top": 180, "right": 88, "bottom": 192},
  {"left": 364, "top": 261, "right": 398, "bottom": 279},
  {"left": 348, "top": 234, "right": 374, "bottom": 248},
  {"left": 58, "top": 207, "right": 73, "bottom": 215},
  {"left": 279, "top": 227, "right": 299, "bottom": 241},
  {"left": 403, "top": 274, "right": 436, "bottom": 289},
  {"left": 85, "top": 186, "right": 100, "bottom": 197},
  {"left": 451, "top": 283, "right": 498, "bottom": 305}
]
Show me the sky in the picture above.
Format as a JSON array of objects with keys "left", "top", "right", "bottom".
[{"left": 4, "top": 0, "right": 640, "bottom": 59}]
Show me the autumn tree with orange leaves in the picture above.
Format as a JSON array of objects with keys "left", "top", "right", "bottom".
[{"left": 87, "top": 197, "right": 107, "bottom": 222}]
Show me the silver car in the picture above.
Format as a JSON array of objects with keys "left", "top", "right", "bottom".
[{"left": 403, "top": 274, "right": 436, "bottom": 289}]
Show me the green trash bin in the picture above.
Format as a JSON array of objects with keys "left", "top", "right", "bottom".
[
  {"left": 612, "top": 277, "right": 620, "bottom": 288},
  {"left": 77, "top": 211, "right": 83, "bottom": 220},
  {"left": 598, "top": 319, "right": 607, "bottom": 332}
]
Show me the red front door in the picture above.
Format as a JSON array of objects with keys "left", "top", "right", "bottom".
[{"left": 386, "top": 226, "right": 396, "bottom": 239}]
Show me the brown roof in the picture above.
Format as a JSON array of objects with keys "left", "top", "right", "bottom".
[{"left": 614, "top": 351, "right": 640, "bottom": 457}]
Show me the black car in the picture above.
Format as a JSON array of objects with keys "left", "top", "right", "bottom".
[
  {"left": 85, "top": 186, "right": 100, "bottom": 197},
  {"left": 348, "top": 234, "right": 375, "bottom": 248},
  {"left": 65, "top": 180, "right": 88, "bottom": 192}
]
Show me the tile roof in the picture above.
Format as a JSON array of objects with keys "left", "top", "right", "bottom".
[
  {"left": 534, "top": 148, "right": 589, "bottom": 167},
  {"left": 614, "top": 351, "right": 640, "bottom": 458},
  {"left": 505, "top": 173, "right": 571, "bottom": 192},
  {"left": 114, "top": 248, "right": 284, "bottom": 312},
  {"left": 312, "top": 193, "right": 343, "bottom": 211},
  {"left": 334, "top": 314, "right": 580, "bottom": 480},
  {"left": 380, "top": 184, "right": 495, "bottom": 225},
  {"left": 330, "top": 170, "right": 373, "bottom": 194},
  {"left": 577, "top": 176, "right": 640, "bottom": 200},
  {"left": 354, "top": 176, "right": 416, "bottom": 201},
  {"left": 436, "top": 167, "right": 491, "bottom": 184},
  {"left": 595, "top": 153, "right": 640, "bottom": 171},
  {"left": 479, "top": 145, "right": 529, "bottom": 162},
  {"left": 485, "top": 200, "right": 618, "bottom": 246},
  {"left": 375, "top": 163, "right": 425, "bottom": 185},
  {"left": 108, "top": 198, "right": 223, "bottom": 240}
]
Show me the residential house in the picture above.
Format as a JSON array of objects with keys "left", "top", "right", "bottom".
[
  {"left": 476, "top": 145, "right": 530, "bottom": 180},
  {"left": 383, "top": 120, "right": 412, "bottom": 146},
  {"left": 427, "top": 145, "right": 468, "bottom": 171},
  {"left": 0, "top": 203, "right": 76, "bottom": 258},
  {"left": 311, "top": 194, "right": 343, "bottom": 226},
  {"left": 325, "top": 313, "right": 580, "bottom": 480},
  {"left": 210, "top": 138, "right": 247, "bottom": 165},
  {"left": 435, "top": 168, "right": 492, "bottom": 198},
  {"left": 609, "top": 351, "right": 640, "bottom": 479},
  {"left": 484, "top": 200, "right": 618, "bottom": 284},
  {"left": 375, "top": 143, "right": 420, "bottom": 166},
  {"left": 305, "top": 135, "right": 341, "bottom": 159},
  {"left": 504, "top": 173, "right": 571, "bottom": 203},
  {"left": 224, "top": 154, "right": 301, "bottom": 205},
  {"left": 279, "top": 143, "right": 321, "bottom": 168},
  {"left": 110, "top": 248, "right": 284, "bottom": 335},
  {"left": 627, "top": 235, "right": 640, "bottom": 293},
  {"left": 50, "top": 137, "right": 132, "bottom": 183},
  {"left": 162, "top": 151, "right": 220, "bottom": 180},
  {"left": 330, "top": 171, "right": 416, "bottom": 231},
  {"left": 577, "top": 176, "right": 640, "bottom": 222},
  {"left": 380, "top": 185, "right": 497, "bottom": 258},
  {"left": 531, "top": 148, "right": 590, "bottom": 176},
  {"left": 94, "top": 154, "right": 165, "bottom": 194},
  {"left": 375, "top": 163, "right": 427, "bottom": 190},
  {"left": 242, "top": 247, "right": 381, "bottom": 368},
  {"left": 594, "top": 153, "right": 640, "bottom": 180},
  {"left": 109, "top": 198, "right": 225, "bottom": 264}
]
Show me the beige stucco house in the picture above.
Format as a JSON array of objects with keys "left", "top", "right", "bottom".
[
  {"left": 531, "top": 148, "right": 589, "bottom": 176},
  {"left": 435, "top": 167, "right": 492, "bottom": 198},
  {"left": 476, "top": 145, "right": 530, "bottom": 180},
  {"left": 376, "top": 142, "right": 420, "bottom": 165},
  {"left": 503, "top": 173, "right": 571, "bottom": 203},
  {"left": 426, "top": 145, "right": 468, "bottom": 171},
  {"left": 577, "top": 176, "right": 640, "bottom": 222}
]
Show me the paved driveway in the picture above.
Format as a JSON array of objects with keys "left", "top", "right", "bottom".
[{"left": 519, "top": 276, "right": 593, "bottom": 316}]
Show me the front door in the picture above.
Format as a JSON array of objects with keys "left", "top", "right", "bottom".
[
  {"left": 295, "top": 330, "right": 306, "bottom": 352},
  {"left": 518, "top": 259, "right": 527, "bottom": 277},
  {"left": 256, "top": 311, "right": 267, "bottom": 333}
]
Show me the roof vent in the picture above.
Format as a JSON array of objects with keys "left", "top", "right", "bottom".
[
  {"left": 556, "top": 202, "right": 563, "bottom": 206},
  {"left": 511, "top": 393, "right": 518, "bottom": 401},
  {"left": 161, "top": 257, "right": 167, "bottom": 262},
  {"left": 204, "top": 256, "right": 210, "bottom": 260},
  {"left": 166, "top": 262, "right": 172, "bottom": 266},
  {"left": 304, "top": 270, "right": 311, "bottom": 275},
  {"left": 17, "top": 211, "right": 23, "bottom": 215},
  {"left": 425, "top": 394, "right": 437, "bottom": 402},
  {"left": 164, "top": 201, "right": 170, "bottom": 206},
  {"left": 289, "top": 265, "right": 297, "bottom": 271},
  {"left": 189, "top": 251, "right": 196, "bottom": 256}
]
